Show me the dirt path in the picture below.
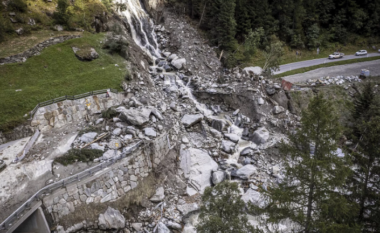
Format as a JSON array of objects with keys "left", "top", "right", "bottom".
[{"left": 282, "top": 60, "right": 380, "bottom": 83}]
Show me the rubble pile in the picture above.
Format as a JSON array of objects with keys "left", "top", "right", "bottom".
[{"left": 306, "top": 75, "right": 362, "bottom": 86}]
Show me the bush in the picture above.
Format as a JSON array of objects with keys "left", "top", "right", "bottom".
[
  {"left": 53, "top": 0, "right": 70, "bottom": 26},
  {"left": 23, "top": 25, "right": 32, "bottom": 35},
  {"left": 0, "top": 15, "right": 14, "bottom": 42},
  {"left": 101, "top": 107, "right": 118, "bottom": 119},
  {"left": 54, "top": 148, "right": 103, "bottom": 166},
  {"left": 8, "top": 0, "right": 28, "bottom": 12}
]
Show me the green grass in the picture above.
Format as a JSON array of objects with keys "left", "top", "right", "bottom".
[
  {"left": 54, "top": 148, "right": 103, "bottom": 166},
  {"left": 0, "top": 32, "right": 127, "bottom": 132},
  {"left": 274, "top": 56, "right": 380, "bottom": 79}
]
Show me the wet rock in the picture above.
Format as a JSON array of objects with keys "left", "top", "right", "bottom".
[
  {"left": 235, "top": 164, "right": 256, "bottom": 179},
  {"left": 98, "top": 207, "right": 125, "bottom": 229},
  {"left": 171, "top": 58, "right": 186, "bottom": 70},
  {"left": 150, "top": 187, "right": 165, "bottom": 202},
  {"left": 181, "top": 114, "right": 203, "bottom": 127},
  {"left": 251, "top": 127, "right": 269, "bottom": 145},
  {"left": 80, "top": 132, "right": 98, "bottom": 143},
  {"left": 221, "top": 140, "right": 236, "bottom": 154},
  {"left": 118, "top": 107, "right": 151, "bottom": 126},
  {"left": 212, "top": 171, "right": 225, "bottom": 185},
  {"left": 224, "top": 133, "right": 240, "bottom": 143},
  {"left": 266, "top": 86, "right": 276, "bottom": 96},
  {"left": 273, "top": 106, "right": 285, "bottom": 114}
]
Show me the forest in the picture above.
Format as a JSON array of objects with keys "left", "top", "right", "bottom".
[{"left": 169, "top": 0, "right": 380, "bottom": 67}]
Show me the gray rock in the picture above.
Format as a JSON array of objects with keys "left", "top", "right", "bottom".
[
  {"left": 177, "top": 203, "right": 200, "bottom": 217},
  {"left": 257, "top": 97, "right": 264, "bottom": 105},
  {"left": 80, "top": 132, "right": 98, "bottom": 143},
  {"left": 224, "top": 133, "right": 240, "bottom": 143},
  {"left": 72, "top": 47, "right": 99, "bottom": 61},
  {"left": 144, "top": 127, "right": 157, "bottom": 137},
  {"left": 171, "top": 58, "right": 186, "bottom": 70},
  {"left": 221, "top": 140, "right": 236, "bottom": 154},
  {"left": 108, "top": 139, "right": 122, "bottom": 150},
  {"left": 167, "top": 221, "right": 182, "bottom": 230},
  {"left": 240, "top": 146, "right": 256, "bottom": 156},
  {"left": 96, "top": 118, "right": 104, "bottom": 125},
  {"left": 54, "top": 25, "right": 63, "bottom": 31},
  {"left": 251, "top": 127, "right": 269, "bottom": 145},
  {"left": 241, "top": 188, "right": 266, "bottom": 208},
  {"left": 266, "top": 86, "right": 276, "bottom": 96},
  {"left": 273, "top": 106, "right": 285, "bottom": 114},
  {"left": 168, "top": 54, "right": 178, "bottom": 61},
  {"left": 236, "top": 164, "right": 257, "bottom": 179},
  {"left": 151, "top": 108, "right": 163, "bottom": 120},
  {"left": 112, "top": 128, "right": 122, "bottom": 136},
  {"left": 209, "top": 128, "right": 222, "bottom": 138},
  {"left": 150, "top": 187, "right": 165, "bottom": 202},
  {"left": 212, "top": 171, "right": 225, "bottom": 185},
  {"left": 131, "top": 223, "right": 143, "bottom": 231},
  {"left": 98, "top": 207, "right": 125, "bottom": 229},
  {"left": 181, "top": 114, "right": 203, "bottom": 127},
  {"left": 15, "top": 28, "right": 23, "bottom": 35},
  {"left": 118, "top": 107, "right": 151, "bottom": 126},
  {"left": 157, "top": 222, "right": 171, "bottom": 233}
]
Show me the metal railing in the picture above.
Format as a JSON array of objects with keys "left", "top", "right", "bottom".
[
  {"left": 29, "top": 88, "right": 120, "bottom": 119},
  {"left": 0, "top": 140, "right": 143, "bottom": 231}
]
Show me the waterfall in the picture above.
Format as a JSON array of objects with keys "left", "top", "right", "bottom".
[{"left": 117, "top": 0, "right": 160, "bottom": 59}]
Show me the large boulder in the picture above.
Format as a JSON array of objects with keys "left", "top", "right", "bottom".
[
  {"left": 224, "top": 133, "right": 240, "bottom": 143},
  {"left": 241, "top": 188, "right": 266, "bottom": 208},
  {"left": 273, "top": 106, "right": 285, "bottom": 114},
  {"left": 235, "top": 164, "right": 257, "bottom": 179},
  {"left": 98, "top": 207, "right": 125, "bottom": 229},
  {"left": 72, "top": 47, "right": 99, "bottom": 61},
  {"left": 118, "top": 107, "right": 152, "bottom": 126},
  {"left": 181, "top": 114, "right": 203, "bottom": 127},
  {"left": 177, "top": 203, "right": 200, "bottom": 217},
  {"left": 243, "top": 66, "right": 262, "bottom": 76},
  {"left": 251, "top": 127, "right": 270, "bottom": 145},
  {"left": 171, "top": 58, "right": 186, "bottom": 70},
  {"left": 180, "top": 147, "right": 218, "bottom": 195}
]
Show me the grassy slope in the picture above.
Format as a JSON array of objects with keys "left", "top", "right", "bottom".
[
  {"left": 0, "top": 32, "right": 126, "bottom": 131},
  {"left": 274, "top": 56, "right": 380, "bottom": 78},
  {"left": 0, "top": 30, "right": 82, "bottom": 58}
]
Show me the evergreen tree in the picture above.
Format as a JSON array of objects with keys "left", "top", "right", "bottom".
[
  {"left": 197, "top": 182, "right": 261, "bottom": 233},
  {"left": 214, "top": 0, "right": 238, "bottom": 51},
  {"left": 255, "top": 94, "right": 359, "bottom": 233},
  {"left": 234, "top": 0, "right": 251, "bottom": 41},
  {"left": 347, "top": 83, "right": 380, "bottom": 232}
]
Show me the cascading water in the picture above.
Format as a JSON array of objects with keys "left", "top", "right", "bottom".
[{"left": 117, "top": 0, "right": 160, "bottom": 58}]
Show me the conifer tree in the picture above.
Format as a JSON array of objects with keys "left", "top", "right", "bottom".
[
  {"left": 197, "top": 182, "right": 261, "bottom": 233},
  {"left": 255, "top": 94, "right": 359, "bottom": 233},
  {"left": 347, "top": 83, "right": 380, "bottom": 231},
  {"left": 214, "top": 0, "right": 237, "bottom": 51},
  {"left": 234, "top": 0, "right": 251, "bottom": 41}
]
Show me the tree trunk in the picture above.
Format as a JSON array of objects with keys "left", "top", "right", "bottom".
[
  {"left": 305, "top": 181, "right": 315, "bottom": 233},
  {"left": 359, "top": 162, "right": 371, "bottom": 221},
  {"left": 198, "top": 0, "right": 208, "bottom": 27}
]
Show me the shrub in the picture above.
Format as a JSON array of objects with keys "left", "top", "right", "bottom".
[
  {"left": 0, "top": 15, "right": 14, "bottom": 42},
  {"left": 101, "top": 107, "right": 118, "bottom": 119},
  {"left": 53, "top": 0, "right": 70, "bottom": 26},
  {"left": 54, "top": 148, "right": 103, "bottom": 166},
  {"left": 8, "top": 0, "right": 28, "bottom": 12}
]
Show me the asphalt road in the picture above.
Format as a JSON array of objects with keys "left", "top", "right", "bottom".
[
  {"left": 282, "top": 60, "right": 380, "bottom": 83},
  {"left": 274, "top": 53, "right": 380, "bottom": 74}
]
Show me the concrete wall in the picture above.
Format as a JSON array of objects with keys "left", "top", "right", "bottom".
[{"left": 13, "top": 207, "right": 50, "bottom": 233}]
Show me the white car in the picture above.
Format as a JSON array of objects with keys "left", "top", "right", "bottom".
[
  {"left": 328, "top": 52, "right": 344, "bottom": 59},
  {"left": 355, "top": 50, "right": 367, "bottom": 56}
]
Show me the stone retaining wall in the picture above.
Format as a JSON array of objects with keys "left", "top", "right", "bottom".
[
  {"left": 31, "top": 92, "right": 124, "bottom": 131},
  {"left": 0, "top": 35, "right": 81, "bottom": 65},
  {"left": 42, "top": 133, "right": 170, "bottom": 223}
]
